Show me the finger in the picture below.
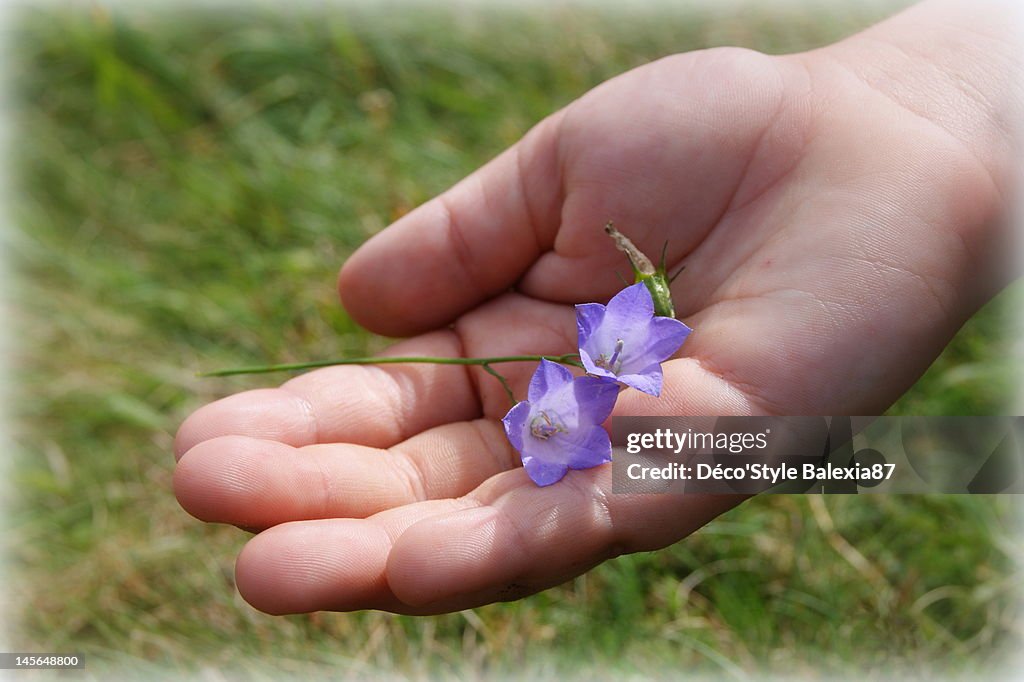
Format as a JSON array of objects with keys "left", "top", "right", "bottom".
[
  {"left": 173, "top": 419, "right": 518, "bottom": 528},
  {"left": 385, "top": 468, "right": 742, "bottom": 608},
  {"left": 176, "top": 295, "right": 580, "bottom": 531},
  {"left": 234, "top": 497, "right": 481, "bottom": 615},
  {"left": 234, "top": 465, "right": 743, "bottom": 615},
  {"left": 174, "top": 330, "right": 480, "bottom": 458},
  {"left": 337, "top": 111, "right": 565, "bottom": 337}
]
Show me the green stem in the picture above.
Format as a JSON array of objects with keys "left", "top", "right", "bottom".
[
  {"left": 481, "top": 363, "right": 517, "bottom": 407},
  {"left": 199, "top": 353, "right": 584, "bottom": 378}
]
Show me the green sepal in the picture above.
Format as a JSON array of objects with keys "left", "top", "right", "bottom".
[{"left": 637, "top": 269, "right": 675, "bottom": 319}]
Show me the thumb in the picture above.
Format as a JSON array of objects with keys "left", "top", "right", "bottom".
[{"left": 338, "top": 110, "right": 566, "bottom": 337}]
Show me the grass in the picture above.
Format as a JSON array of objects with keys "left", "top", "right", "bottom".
[{"left": 6, "top": 1, "right": 1021, "bottom": 679}]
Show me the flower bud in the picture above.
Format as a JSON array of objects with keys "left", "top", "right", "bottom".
[{"left": 604, "top": 222, "right": 677, "bottom": 318}]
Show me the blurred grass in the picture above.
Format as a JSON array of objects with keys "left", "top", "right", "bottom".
[{"left": 6, "top": 1, "right": 1021, "bottom": 679}]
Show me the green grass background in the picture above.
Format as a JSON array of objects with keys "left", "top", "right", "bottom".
[{"left": 7, "top": 1, "right": 1022, "bottom": 679}]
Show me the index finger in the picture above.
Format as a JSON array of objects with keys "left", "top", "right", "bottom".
[{"left": 174, "top": 330, "right": 481, "bottom": 458}]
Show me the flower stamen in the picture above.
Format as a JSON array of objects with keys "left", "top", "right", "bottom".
[
  {"left": 608, "top": 338, "right": 624, "bottom": 371},
  {"left": 595, "top": 339, "right": 625, "bottom": 374},
  {"left": 530, "top": 411, "right": 566, "bottom": 439}
]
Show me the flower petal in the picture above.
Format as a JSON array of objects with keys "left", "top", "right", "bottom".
[
  {"left": 600, "top": 284, "right": 658, "bottom": 373},
  {"left": 564, "top": 425, "right": 613, "bottom": 471},
  {"left": 578, "top": 348, "right": 616, "bottom": 381},
  {"left": 605, "top": 282, "right": 654, "bottom": 324},
  {"left": 573, "top": 375, "right": 619, "bottom": 424},
  {"left": 522, "top": 456, "right": 570, "bottom": 487},
  {"left": 527, "top": 358, "right": 574, "bottom": 404},
  {"left": 575, "top": 303, "right": 606, "bottom": 348},
  {"left": 643, "top": 316, "right": 692, "bottom": 363},
  {"left": 501, "top": 400, "right": 532, "bottom": 454},
  {"left": 618, "top": 363, "right": 664, "bottom": 396}
]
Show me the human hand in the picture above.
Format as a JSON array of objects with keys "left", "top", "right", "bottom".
[{"left": 174, "top": 1, "right": 1019, "bottom": 615}]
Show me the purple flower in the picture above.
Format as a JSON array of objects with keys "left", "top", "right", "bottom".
[
  {"left": 502, "top": 360, "right": 619, "bottom": 486},
  {"left": 576, "top": 282, "right": 691, "bottom": 396}
]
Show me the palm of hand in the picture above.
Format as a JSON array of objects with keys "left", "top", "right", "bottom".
[{"left": 175, "top": 48, "right": 991, "bottom": 614}]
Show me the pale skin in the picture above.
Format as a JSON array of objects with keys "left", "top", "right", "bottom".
[{"left": 173, "top": 0, "right": 1020, "bottom": 615}]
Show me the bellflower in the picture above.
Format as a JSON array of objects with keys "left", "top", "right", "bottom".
[
  {"left": 502, "top": 360, "right": 619, "bottom": 486},
  {"left": 576, "top": 282, "right": 691, "bottom": 397}
]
